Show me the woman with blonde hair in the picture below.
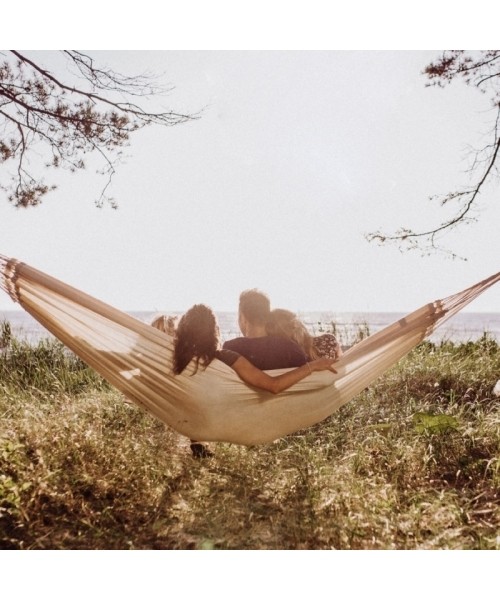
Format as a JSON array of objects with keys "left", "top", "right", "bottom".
[{"left": 266, "top": 308, "right": 342, "bottom": 360}]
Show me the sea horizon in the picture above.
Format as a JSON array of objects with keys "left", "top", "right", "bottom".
[{"left": 2, "top": 308, "right": 500, "bottom": 346}]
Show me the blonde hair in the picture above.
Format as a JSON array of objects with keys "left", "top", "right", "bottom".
[
  {"left": 266, "top": 308, "right": 319, "bottom": 360},
  {"left": 151, "top": 314, "right": 178, "bottom": 336}
]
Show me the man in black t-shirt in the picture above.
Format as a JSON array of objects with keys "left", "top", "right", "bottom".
[{"left": 223, "top": 288, "right": 307, "bottom": 369}]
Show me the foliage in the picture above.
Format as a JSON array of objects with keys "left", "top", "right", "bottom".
[
  {"left": 412, "top": 413, "right": 459, "bottom": 434},
  {"left": 0, "top": 320, "right": 11, "bottom": 348},
  {"left": 1, "top": 333, "right": 499, "bottom": 549},
  {"left": 0, "top": 51, "right": 195, "bottom": 208},
  {"left": 368, "top": 50, "right": 500, "bottom": 258},
  {"left": 0, "top": 334, "right": 109, "bottom": 395}
]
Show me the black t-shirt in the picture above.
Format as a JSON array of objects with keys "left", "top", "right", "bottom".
[
  {"left": 215, "top": 349, "right": 241, "bottom": 367},
  {"left": 222, "top": 335, "right": 307, "bottom": 370}
]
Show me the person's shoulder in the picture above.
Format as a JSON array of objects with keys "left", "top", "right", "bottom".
[
  {"left": 222, "top": 337, "right": 246, "bottom": 350},
  {"left": 268, "top": 335, "right": 307, "bottom": 360},
  {"left": 313, "top": 333, "right": 339, "bottom": 358},
  {"left": 215, "top": 349, "right": 241, "bottom": 366},
  {"left": 314, "top": 333, "right": 337, "bottom": 343},
  {"left": 269, "top": 335, "right": 303, "bottom": 349}
]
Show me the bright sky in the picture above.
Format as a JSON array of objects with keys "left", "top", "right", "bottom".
[
  {"left": 1, "top": 37, "right": 500, "bottom": 316},
  {"left": 3, "top": 0, "right": 500, "bottom": 591}
]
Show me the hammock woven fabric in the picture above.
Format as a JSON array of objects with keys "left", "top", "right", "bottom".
[{"left": 1, "top": 254, "right": 499, "bottom": 445}]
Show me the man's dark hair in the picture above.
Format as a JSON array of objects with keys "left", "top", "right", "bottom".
[{"left": 239, "top": 289, "right": 271, "bottom": 325}]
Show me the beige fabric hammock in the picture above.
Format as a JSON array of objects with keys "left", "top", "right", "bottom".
[{"left": 1, "top": 254, "right": 499, "bottom": 445}]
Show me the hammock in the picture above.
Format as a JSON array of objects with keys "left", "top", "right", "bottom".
[{"left": 1, "top": 254, "right": 499, "bottom": 445}]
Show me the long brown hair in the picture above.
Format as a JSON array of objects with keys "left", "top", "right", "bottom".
[
  {"left": 266, "top": 308, "right": 319, "bottom": 360},
  {"left": 173, "top": 304, "right": 219, "bottom": 374}
]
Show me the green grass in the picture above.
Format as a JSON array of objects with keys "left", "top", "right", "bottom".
[{"left": 0, "top": 331, "right": 499, "bottom": 549}]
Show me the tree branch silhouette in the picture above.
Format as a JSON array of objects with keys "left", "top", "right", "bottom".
[
  {"left": 367, "top": 50, "right": 500, "bottom": 258},
  {"left": 0, "top": 50, "right": 197, "bottom": 208}
]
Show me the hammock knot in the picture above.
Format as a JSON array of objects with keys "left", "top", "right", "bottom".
[{"left": 0, "top": 255, "right": 22, "bottom": 304}]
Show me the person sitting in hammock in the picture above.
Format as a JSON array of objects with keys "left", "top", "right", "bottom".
[
  {"left": 153, "top": 305, "right": 337, "bottom": 458},
  {"left": 173, "top": 304, "right": 338, "bottom": 389},
  {"left": 266, "top": 308, "right": 343, "bottom": 360},
  {"left": 223, "top": 288, "right": 308, "bottom": 369}
]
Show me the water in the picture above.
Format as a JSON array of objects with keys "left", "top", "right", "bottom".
[{"left": 2, "top": 309, "right": 500, "bottom": 346}]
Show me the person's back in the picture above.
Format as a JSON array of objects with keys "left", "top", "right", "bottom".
[
  {"left": 223, "top": 335, "right": 307, "bottom": 370},
  {"left": 222, "top": 288, "right": 307, "bottom": 369}
]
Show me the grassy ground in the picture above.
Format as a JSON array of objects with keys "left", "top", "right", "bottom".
[{"left": 1, "top": 330, "right": 499, "bottom": 549}]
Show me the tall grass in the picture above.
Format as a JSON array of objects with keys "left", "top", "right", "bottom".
[
  {"left": 1, "top": 326, "right": 499, "bottom": 549},
  {"left": 0, "top": 320, "right": 109, "bottom": 396}
]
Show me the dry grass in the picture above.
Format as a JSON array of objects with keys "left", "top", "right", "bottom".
[{"left": 1, "top": 334, "right": 499, "bottom": 549}]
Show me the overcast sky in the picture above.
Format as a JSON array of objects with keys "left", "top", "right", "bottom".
[
  {"left": 2, "top": 3, "right": 499, "bottom": 590},
  {"left": 1, "top": 49, "right": 499, "bottom": 313}
]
